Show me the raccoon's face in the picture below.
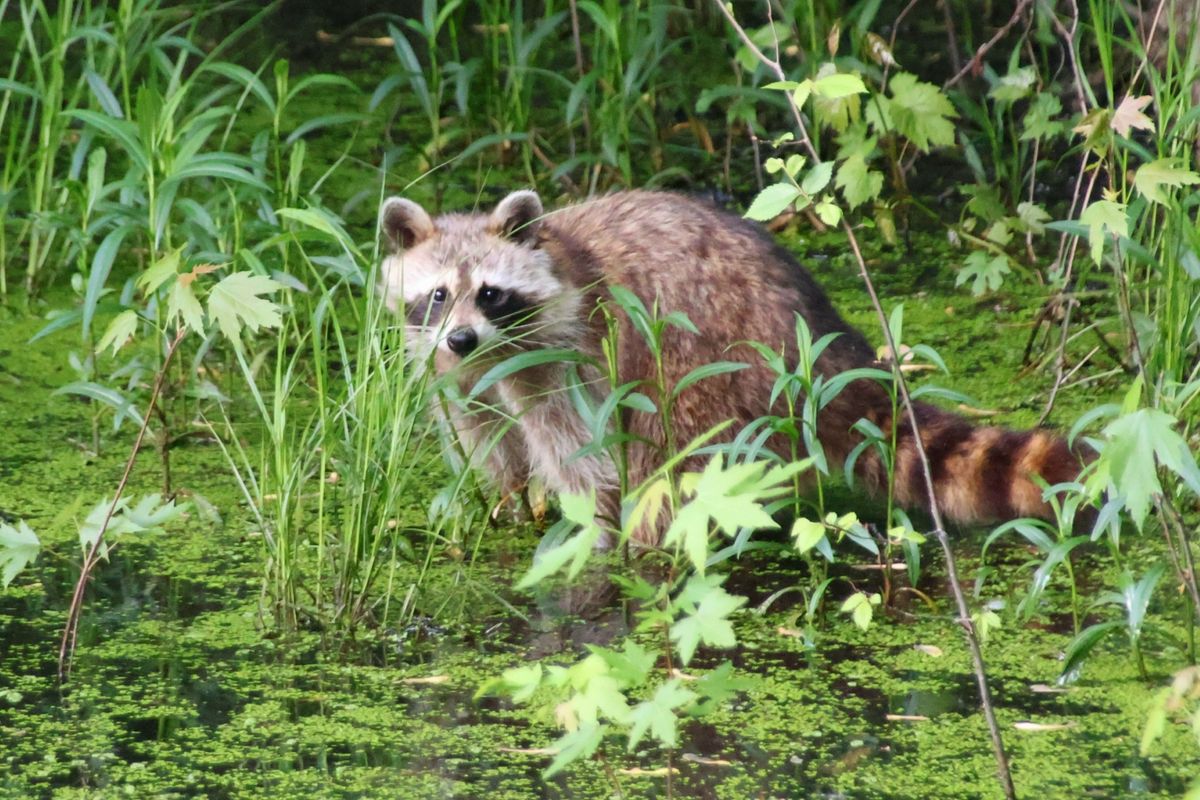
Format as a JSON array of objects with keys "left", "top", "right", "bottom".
[{"left": 378, "top": 191, "right": 582, "bottom": 371}]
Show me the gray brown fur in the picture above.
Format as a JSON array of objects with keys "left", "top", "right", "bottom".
[{"left": 379, "top": 190, "right": 1087, "bottom": 544}]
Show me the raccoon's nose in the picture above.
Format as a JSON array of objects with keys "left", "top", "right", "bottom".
[{"left": 446, "top": 327, "right": 478, "bottom": 355}]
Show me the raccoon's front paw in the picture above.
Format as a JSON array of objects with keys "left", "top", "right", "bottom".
[{"left": 490, "top": 485, "right": 542, "bottom": 525}]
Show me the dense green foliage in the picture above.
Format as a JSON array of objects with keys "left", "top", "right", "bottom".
[{"left": 1, "top": 0, "right": 1200, "bottom": 797}]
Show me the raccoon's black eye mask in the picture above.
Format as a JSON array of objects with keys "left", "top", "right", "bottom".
[{"left": 477, "top": 283, "right": 535, "bottom": 328}]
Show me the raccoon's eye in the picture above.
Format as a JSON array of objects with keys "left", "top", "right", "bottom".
[
  {"left": 432, "top": 287, "right": 447, "bottom": 303},
  {"left": 479, "top": 286, "right": 503, "bottom": 305}
]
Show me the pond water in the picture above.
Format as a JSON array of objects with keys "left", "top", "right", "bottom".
[{"left": 2, "top": 260, "right": 1197, "bottom": 799}]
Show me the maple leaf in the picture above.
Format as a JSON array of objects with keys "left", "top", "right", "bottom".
[
  {"left": 207, "top": 271, "right": 285, "bottom": 352},
  {"left": 1111, "top": 94, "right": 1154, "bottom": 137},
  {"left": 1134, "top": 158, "right": 1200, "bottom": 205}
]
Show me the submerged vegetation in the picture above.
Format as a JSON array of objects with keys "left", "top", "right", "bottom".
[{"left": 1, "top": 0, "right": 1199, "bottom": 796}]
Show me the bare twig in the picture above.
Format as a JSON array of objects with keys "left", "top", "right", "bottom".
[
  {"left": 58, "top": 327, "right": 188, "bottom": 682},
  {"left": 945, "top": 0, "right": 1034, "bottom": 89},
  {"left": 713, "top": 4, "right": 1016, "bottom": 797}
]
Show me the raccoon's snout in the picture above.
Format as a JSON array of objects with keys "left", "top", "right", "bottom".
[{"left": 446, "top": 327, "right": 478, "bottom": 355}]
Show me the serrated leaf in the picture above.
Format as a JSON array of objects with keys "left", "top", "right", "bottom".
[
  {"left": 812, "top": 71, "right": 867, "bottom": 98},
  {"left": 1134, "top": 158, "right": 1200, "bottom": 205},
  {"left": 544, "top": 723, "right": 604, "bottom": 778},
  {"left": 207, "top": 272, "right": 285, "bottom": 352},
  {"left": 791, "top": 517, "right": 826, "bottom": 553},
  {"left": 1072, "top": 107, "right": 1112, "bottom": 153},
  {"left": 97, "top": 309, "right": 138, "bottom": 356},
  {"left": 1079, "top": 200, "right": 1128, "bottom": 265},
  {"left": 745, "top": 183, "right": 801, "bottom": 221},
  {"left": 136, "top": 247, "right": 183, "bottom": 295},
  {"left": 1016, "top": 201, "right": 1050, "bottom": 234},
  {"left": 956, "top": 250, "right": 1011, "bottom": 295},
  {"left": 801, "top": 161, "right": 834, "bottom": 195},
  {"left": 1100, "top": 408, "right": 1200, "bottom": 529},
  {"left": 888, "top": 72, "right": 956, "bottom": 151},
  {"left": 814, "top": 196, "right": 843, "bottom": 226},
  {"left": 168, "top": 277, "right": 206, "bottom": 333},
  {"left": 1021, "top": 93, "right": 1065, "bottom": 141},
  {"left": 670, "top": 580, "right": 746, "bottom": 665},
  {"left": 627, "top": 680, "right": 696, "bottom": 750},
  {"left": 988, "top": 66, "right": 1036, "bottom": 103},
  {"left": 834, "top": 153, "right": 883, "bottom": 210},
  {"left": 0, "top": 520, "right": 40, "bottom": 587},
  {"left": 516, "top": 493, "right": 602, "bottom": 589},
  {"left": 1111, "top": 94, "right": 1154, "bottom": 137}
]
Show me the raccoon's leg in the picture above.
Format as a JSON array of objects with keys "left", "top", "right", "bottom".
[
  {"left": 496, "top": 371, "right": 620, "bottom": 547},
  {"left": 438, "top": 389, "right": 530, "bottom": 505}
]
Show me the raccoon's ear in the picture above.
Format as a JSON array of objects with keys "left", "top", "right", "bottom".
[
  {"left": 489, "top": 190, "right": 543, "bottom": 245},
  {"left": 380, "top": 197, "right": 434, "bottom": 252}
]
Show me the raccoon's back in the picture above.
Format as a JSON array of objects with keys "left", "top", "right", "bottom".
[{"left": 544, "top": 191, "right": 876, "bottom": 372}]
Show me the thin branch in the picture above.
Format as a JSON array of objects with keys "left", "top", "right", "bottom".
[
  {"left": 945, "top": 0, "right": 1034, "bottom": 89},
  {"left": 713, "top": 4, "right": 1017, "bottom": 797},
  {"left": 58, "top": 327, "right": 188, "bottom": 682}
]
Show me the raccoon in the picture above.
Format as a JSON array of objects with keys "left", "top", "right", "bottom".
[{"left": 378, "top": 189, "right": 1089, "bottom": 544}]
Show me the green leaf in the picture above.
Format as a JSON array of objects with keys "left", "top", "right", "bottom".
[
  {"left": 813, "top": 65, "right": 862, "bottom": 132},
  {"left": 956, "top": 251, "right": 1012, "bottom": 296},
  {"left": 168, "top": 277, "right": 206, "bottom": 334},
  {"left": 478, "top": 663, "right": 543, "bottom": 703},
  {"left": 814, "top": 196, "right": 843, "bottom": 226},
  {"left": 79, "top": 496, "right": 130, "bottom": 559},
  {"left": 665, "top": 457, "right": 784, "bottom": 573},
  {"left": 672, "top": 361, "right": 748, "bottom": 398},
  {"left": 791, "top": 517, "right": 826, "bottom": 553},
  {"left": 840, "top": 591, "right": 880, "bottom": 630},
  {"left": 834, "top": 154, "right": 882, "bottom": 210},
  {"left": 276, "top": 207, "right": 358, "bottom": 254},
  {"left": 207, "top": 272, "right": 285, "bottom": 352},
  {"left": 744, "top": 182, "right": 801, "bottom": 221},
  {"left": 123, "top": 494, "right": 184, "bottom": 530},
  {"left": 516, "top": 493, "right": 603, "bottom": 589},
  {"left": 1099, "top": 408, "right": 1200, "bottom": 529},
  {"left": 97, "top": 309, "right": 138, "bottom": 356},
  {"left": 1134, "top": 158, "right": 1200, "bottom": 206},
  {"left": 972, "top": 608, "right": 1002, "bottom": 643},
  {"left": 1078, "top": 200, "right": 1128, "bottom": 266},
  {"left": 784, "top": 154, "right": 805, "bottom": 177},
  {"left": 812, "top": 71, "right": 867, "bottom": 98},
  {"left": 0, "top": 520, "right": 40, "bottom": 587},
  {"left": 670, "top": 577, "right": 746, "bottom": 665},
  {"left": 544, "top": 723, "right": 604, "bottom": 778},
  {"left": 1016, "top": 202, "right": 1050, "bottom": 234},
  {"left": 888, "top": 72, "right": 956, "bottom": 151},
  {"left": 67, "top": 110, "right": 149, "bottom": 174},
  {"left": 988, "top": 66, "right": 1036, "bottom": 103},
  {"left": 1021, "top": 93, "right": 1065, "bottom": 141},
  {"left": 469, "top": 348, "right": 589, "bottom": 398},
  {"left": 596, "top": 640, "right": 656, "bottom": 686},
  {"left": 627, "top": 680, "right": 696, "bottom": 750},
  {"left": 1059, "top": 620, "right": 1123, "bottom": 683},
  {"left": 136, "top": 247, "right": 183, "bottom": 295},
  {"left": 801, "top": 161, "right": 834, "bottom": 195},
  {"left": 1140, "top": 687, "right": 1172, "bottom": 756},
  {"left": 52, "top": 382, "right": 144, "bottom": 428}
]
